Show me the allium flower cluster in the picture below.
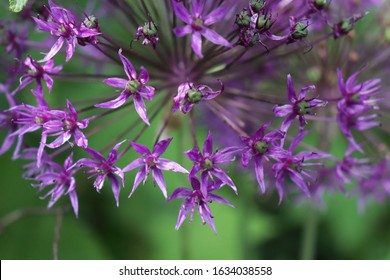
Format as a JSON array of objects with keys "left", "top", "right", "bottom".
[{"left": 1, "top": 0, "right": 389, "bottom": 235}]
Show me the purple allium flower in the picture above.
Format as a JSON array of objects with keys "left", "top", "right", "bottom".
[
  {"left": 337, "top": 67, "right": 381, "bottom": 152},
  {"left": 33, "top": 152, "right": 79, "bottom": 216},
  {"left": 6, "top": 103, "right": 63, "bottom": 165},
  {"left": 185, "top": 131, "right": 240, "bottom": 195},
  {"left": 135, "top": 17, "right": 159, "bottom": 48},
  {"left": 12, "top": 56, "right": 62, "bottom": 97},
  {"left": 123, "top": 138, "right": 188, "bottom": 198},
  {"left": 33, "top": 0, "right": 100, "bottom": 62},
  {"left": 95, "top": 49, "right": 155, "bottom": 125},
  {"left": 173, "top": 81, "right": 223, "bottom": 114},
  {"left": 168, "top": 177, "right": 234, "bottom": 233},
  {"left": 273, "top": 74, "right": 327, "bottom": 132},
  {"left": 171, "top": 0, "right": 232, "bottom": 58},
  {"left": 44, "top": 100, "right": 89, "bottom": 150},
  {"left": 73, "top": 141, "right": 126, "bottom": 206},
  {"left": 287, "top": 17, "right": 310, "bottom": 43},
  {"left": 241, "top": 123, "right": 285, "bottom": 193},
  {"left": 272, "top": 130, "right": 329, "bottom": 203},
  {"left": 336, "top": 147, "right": 371, "bottom": 185}
]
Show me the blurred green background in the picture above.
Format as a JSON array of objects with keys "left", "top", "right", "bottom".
[{"left": 1, "top": 0, "right": 390, "bottom": 260}]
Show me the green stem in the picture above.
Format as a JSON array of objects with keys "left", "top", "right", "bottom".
[{"left": 300, "top": 208, "right": 318, "bottom": 260}]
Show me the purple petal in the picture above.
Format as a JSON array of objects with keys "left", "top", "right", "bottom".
[
  {"left": 129, "top": 165, "right": 147, "bottom": 197},
  {"left": 85, "top": 147, "right": 105, "bottom": 161},
  {"left": 191, "top": 32, "right": 203, "bottom": 58},
  {"left": 39, "top": 37, "right": 64, "bottom": 62},
  {"left": 43, "top": 74, "right": 54, "bottom": 92},
  {"left": 211, "top": 167, "right": 237, "bottom": 194},
  {"left": 208, "top": 193, "right": 235, "bottom": 207},
  {"left": 204, "top": 6, "right": 226, "bottom": 26},
  {"left": 133, "top": 95, "right": 150, "bottom": 125},
  {"left": 281, "top": 113, "right": 296, "bottom": 133},
  {"left": 289, "top": 171, "right": 310, "bottom": 197},
  {"left": 173, "top": 25, "right": 192, "bottom": 37},
  {"left": 138, "top": 66, "right": 149, "bottom": 84},
  {"left": 289, "top": 130, "right": 309, "bottom": 152},
  {"left": 107, "top": 140, "right": 126, "bottom": 163},
  {"left": 118, "top": 49, "right": 136, "bottom": 79},
  {"left": 68, "top": 189, "right": 79, "bottom": 217},
  {"left": 203, "top": 131, "right": 213, "bottom": 155},
  {"left": 131, "top": 141, "right": 150, "bottom": 156},
  {"left": 152, "top": 138, "right": 172, "bottom": 156},
  {"left": 273, "top": 104, "right": 293, "bottom": 117},
  {"left": 138, "top": 86, "right": 155, "bottom": 101},
  {"left": 46, "top": 131, "right": 72, "bottom": 149},
  {"left": 157, "top": 158, "right": 188, "bottom": 173},
  {"left": 254, "top": 156, "right": 266, "bottom": 193},
  {"left": 185, "top": 147, "right": 202, "bottom": 162},
  {"left": 122, "top": 158, "right": 145, "bottom": 172},
  {"left": 74, "top": 129, "right": 88, "bottom": 148},
  {"left": 200, "top": 28, "right": 232, "bottom": 48},
  {"left": 152, "top": 168, "right": 167, "bottom": 198},
  {"left": 298, "top": 85, "right": 316, "bottom": 100},
  {"left": 171, "top": 0, "right": 191, "bottom": 24},
  {"left": 286, "top": 74, "right": 297, "bottom": 102},
  {"left": 198, "top": 203, "right": 216, "bottom": 233},
  {"left": 213, "top": 146, "right": 241, "bottom": 164},
  {"left": 192, "top": 0, "right": 204, "bottom": 17},
  {"left": 95, "top": 91, "right": 130, "bottom": 109},
  {"left": 103, "top": 78, "right": 127, "bottom": 89},
  {"left": 168, "top": 187, "right": 192, "bottom": 201},
  {"left": 108, "top": 173, "right": 121, "bottom": 207},
  {"left": 241, "top": 149, "right": 252, "bottom": 167},
  {"left": 65, "top": 37, "right": 76, "bottom": 62}
]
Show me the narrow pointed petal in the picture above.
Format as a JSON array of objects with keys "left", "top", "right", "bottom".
[
  {"left": 171, "top": 1, "right": 191, "bottom": 24},
  {"left": 95, "top": 91, "right": 130, "bottom": 109},
  {"left": 129, "top": 165, "right": 147, "bottom": 197},
  {"left": 133, "top": 95, "right": 150, "bottom": 125},
  {"left": 203, "top": 131, "right": 213, "bottom": 154},
  {"left": 254, "top": 156, "right": 266, "bottom": 193},
  {"left": 108, "top": 173, "right": 121, "bottom": 207},
  {"left": 103, "top": 78, "right": 127, "bottom": 89},
  {"left": 123, "top": 158, "right": 145, "bottom": 172},
  {"left": 152, "top": 168, "right": 167, "bottom": 198},
  {"left": 201, "top": 28, "right": 232, "bottom": 48},
  {"left": 39, "top": 37, "right": 64, "bottom": 62},
  {"left": 152, "top": 138, "right": 172, "bottom": 156},
  {"left": 118, "top": 49, "right": 136, "bottom": 79},
  {"left": 157, "top": 158, "right": 188, "bottom": 173},
  {"left": 173, "top": 25, "right": 192, "bottom": 37},
  {"left": 191, "top": 32, "right": 203, "bottom": 58}
]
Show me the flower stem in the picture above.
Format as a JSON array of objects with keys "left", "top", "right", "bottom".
[{"left": 300, "top": 208, "right": 318, "bottom": 260}]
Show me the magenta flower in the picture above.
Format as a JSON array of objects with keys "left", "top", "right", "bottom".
[
  {"left": 123, "top": 138, "right": 188, "bottom": 198},
  {"left": 337, "top": 67, "right": 381, "bottom": 153},
  {"left": 95, "top": 49, "right": 155, "bottom": 125},
  {"left": 185, "top": 132, "right": 240, "bottom": 195},
  {"left": 272, "top": 130, "right": 330, "bottom": 203},
  {"left": 44, "top": 100, "right": 89, "bottom": 150},
  {"left": 73, "top": 141, "right": 126, "bottom": 206},
  {"left": 168, "top": 177, "right": 234, "bottom": 233},
  {"left": 273, "top": 74, "right": 327, "bottom": 132},
  {"left": 171, "top": 0, "right": 232, "bottom": 58},
  {"left": 33, "top": 153, "right": 79, "bottom": 216},
  {"left": 241, "top": 123, "right": 285, "bottom": 193},
  {"left": 173, "top": 81, "right": 223, "bottom": 113},
  {"left": 33, "top": 0, "right": 100, "bottom": 62},
  {"left": 12, "top": 56, "right": 62, "bottom": 97}
]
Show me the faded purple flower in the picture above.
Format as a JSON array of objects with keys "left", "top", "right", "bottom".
[
  {"left": 272, "top": 130, "right": 329, "bottom": 203},
  {"left": 241, "top": 123, "right": 285, "bottom": 193},
  {"left": 135, "top": 17, "right": 159, "bottom": 48},
  {"left": 123, "top": 138, "right": 188, "bottom": 198},
  {"left": 73, "top": 141, "right": 126, "bottom": 206},
  {"left": 185, "top": 131, "right": 240, "bottom": 196},
  {"left": 95, "top": 49, "right": 155, "bottom": 125},
  {"left": 172, "top": 0, "right": 232, "bottom": 58},
  {"left": 273, "top": 74, "right": 327, "bottom": 132},
  {"left": 173, "top": 81, "right": 223, "bottom": 114},
  {"left": 33, "top": 0, "right": 100, "bottom": 62},
  {"left": 168, "top": 177, "right": 234, "bottom": 233},
  {"left": 337, "top": 67, "right": 381, "bottom": 152},
  {"left": 33, "top": 153, "right": 79, "bottom": 216}
]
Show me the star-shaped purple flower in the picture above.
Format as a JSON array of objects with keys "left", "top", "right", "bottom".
[
  {"left": 168, "top": 177, "right": 234, "bottom": 233},
  {"left": 73, "top": 141, "right": 126, "bottom": 206},
  {"left": 185, "top": 131, "right": 240, "bottom": 196},
  {"left": 44, "top": 100, "right": 89, "bottom": 150},
  {"left": 95, "top": 49, "right": 155, "bottom": 125},
  {"left": 33, "top": 0, "right": 100, "bottom": 62},
  {"left": 241, "top": 123, "right": 285, "bottom": 193},
  {"left": 273, "top": 74, "right": 327, "bottom": 132},
  {"left": 337, "top": 67, "right": 381, "bottom": 153},
  {"left": 272, "top": 130, "right": 330, "bottom": 203},
  {"left": 171, "top": 0, "right": 232, "bottom": 58},
  {"left": 123, "top": 138, "right": 188, "bottom": 198},
  {"left": 173, "top": 81, "right": 223, "bottom": 114},
  {"left": 33, "top": 152, "right": 79, "bottom": 216}
]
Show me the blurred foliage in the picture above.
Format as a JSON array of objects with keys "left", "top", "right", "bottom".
[{"left": 1, "top": 0, "right": 390, "bottom": 260}]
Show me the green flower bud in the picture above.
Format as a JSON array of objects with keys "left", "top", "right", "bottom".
[
  {"left": 313, "top": 0, "right": 327, "bottom": 9},
  {"left": 188, "top": 88, "right": 202, "bottom": 103},
  {"left": 292, "top": 22, "right": 308, "bottom": 40},
  {"left": 256, "top": 14, "right": 271, "bottom": 30},
  {"left": 142, "top": 21, "right": 157, "bottom": 36},
  {"left": 250, "top": 0, "right": 266, "bottom": 13},
  {"left": 254, "top": 141, "right": 268, "bottom": 154},
  {"left": 203, "top": 158, "right": 213, "bottom": 170},
  {"left": 297, "top": 101, "right": 310, "bottom": 115},
  {"left": 84, "top": 15, "right": 98, "bottom": 29},
  {"left": 236, "top": 10, "right": 251, "bottom": 27},
  {"left": 126, "top": 80, "right": 141, "bottom": 93}
]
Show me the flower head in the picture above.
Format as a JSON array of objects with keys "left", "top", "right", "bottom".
[
  {"left": 123, "top": 138, "right": 188, "bottom": 198},
  {"left": 95, "top": 49, "right": 155, "bottom": 125}
]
